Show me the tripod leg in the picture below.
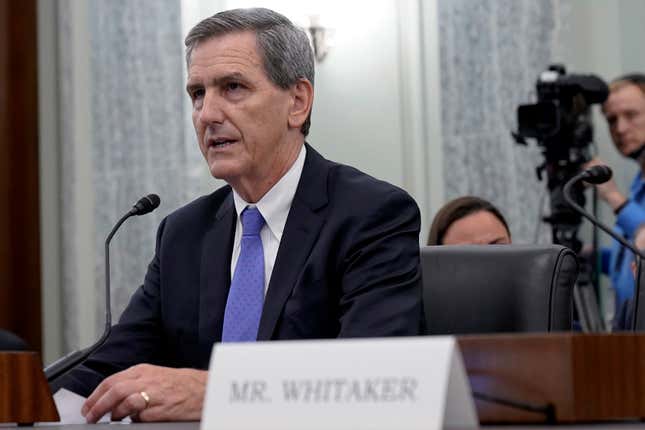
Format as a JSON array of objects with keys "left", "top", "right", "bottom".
[
  {"left": 573, "top": 284, "right": 591, "bottom": 332},
  {"left": 573, "top": 282, "right": 606, "bottom": 332}
]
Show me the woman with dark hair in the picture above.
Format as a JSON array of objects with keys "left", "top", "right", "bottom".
[{"left": 427, "top": 196, "right": 511, "bottom": 245}]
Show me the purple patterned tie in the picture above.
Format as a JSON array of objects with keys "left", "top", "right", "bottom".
[{"left": 222, "top": 206, "right": 266, "bottom": 342}]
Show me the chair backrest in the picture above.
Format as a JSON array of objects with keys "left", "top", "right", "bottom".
[
  {"left": 421, "top": 244, "right": 578, "bottom": 335},
  {"left": 0, "top": 329, "right": 29, "bottom": 351}
]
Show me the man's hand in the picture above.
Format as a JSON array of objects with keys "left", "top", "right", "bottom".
[
  {"left": 583, "top": 158, "right": 628, "bottom": 211},
  {"left": 81, "top": 364, "right": 208, "bottom": 423}
]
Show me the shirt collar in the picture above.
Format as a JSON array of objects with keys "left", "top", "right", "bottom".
[{"left": 232, "top": 144, "right": 307, "bottom": 241}]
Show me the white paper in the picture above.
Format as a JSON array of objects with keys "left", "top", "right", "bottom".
[{"left": 40, "top": 388, "right": 118, "bottom": 425}]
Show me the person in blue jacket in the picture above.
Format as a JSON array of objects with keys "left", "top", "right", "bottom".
[
  {"left": 585, "top": 74, "right": 645, "bottom": 317},
  {"left": 612, "top": 225, "right": 645, "bottom": 330}
]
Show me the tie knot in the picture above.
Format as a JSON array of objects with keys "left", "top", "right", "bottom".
[{"left": 241, "top": 206, "right": 265, "bottom": 236}]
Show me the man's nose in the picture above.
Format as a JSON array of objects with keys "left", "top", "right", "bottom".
[
  {"left": 616, "top": 116, "right": 630, "bottom": 134},
  {"left": 198, "top": 92, "right": 225, "bottom": 124}
]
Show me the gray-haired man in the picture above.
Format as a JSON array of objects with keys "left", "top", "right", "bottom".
[{"left": 55, "top": 8, "right": 423, "bottom": 421}]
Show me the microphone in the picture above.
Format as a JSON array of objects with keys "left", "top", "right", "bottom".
[
  {"left": 563, "top": 167, "right": 645, "bottom": 330},
  {"left": 45, "top": 194, "right": 161, "bottom": 382},
  {"left": 130, "top": 194, "right": 161, "bottom": 216},
  {"left": 580, "top": 165, "right": 612, "bottom": 184}
]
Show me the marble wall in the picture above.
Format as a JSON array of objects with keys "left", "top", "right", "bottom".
[{"left": 438, "top": 0, "right": 569, "bottom": 243}]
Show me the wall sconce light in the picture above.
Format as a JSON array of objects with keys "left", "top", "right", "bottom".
[{"left": 305, "top": 15, "right": 332, "bottom": 63}]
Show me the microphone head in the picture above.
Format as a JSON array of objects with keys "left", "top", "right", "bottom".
[
  {"left": 583, "top": 165, "right": 613, "bottom": 184},
  {"left": 132, "top": 194, "right": 161, "bottom": 215}
]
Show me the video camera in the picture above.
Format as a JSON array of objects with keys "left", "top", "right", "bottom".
[{"left": 513, "top": 64, "right": 609, "bottom": 251}]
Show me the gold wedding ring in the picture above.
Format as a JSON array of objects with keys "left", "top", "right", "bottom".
[{"left": 140, "top": 391, "right": 151, "bottom": 408}]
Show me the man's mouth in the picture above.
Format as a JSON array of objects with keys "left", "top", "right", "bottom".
[{"left": 208, "top": 138, "right": 237, "bottom": 149}]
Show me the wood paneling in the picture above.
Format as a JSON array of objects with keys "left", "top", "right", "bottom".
[
  {"left": 0, "top": 0, "right": 42, "bottom": 351},
  {"left": 459, "top": 333, "right": 645, "bottom": 423},
  {"left": 0, "top": 352, "right": 58, "bottom": 424}
]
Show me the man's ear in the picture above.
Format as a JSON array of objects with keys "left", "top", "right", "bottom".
[{"left": 288, "top": 79, "right": 314, "bottom": 130}]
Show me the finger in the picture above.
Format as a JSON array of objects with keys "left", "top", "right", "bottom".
[
  {"left": 111, "top": 392, "right": 148, "bottom": 421},
  {"left": 83, "top": 372, "right": 126, "bottom": 416},
  {"left": 82, "top": 381, "right": 110, "bottom": 417},
  {"left": 83, "top": 366, "right": 141, "bottom": 417},
  {"left": 85, "top": 379, "right": 140, "bottom": 423}
]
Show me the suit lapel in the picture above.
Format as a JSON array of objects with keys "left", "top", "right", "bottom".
[
  {"left": 257, "top": 145, "right": 329, "bottom": 340},
  {"left": 198, "top": 193, "right": 236, "bottom": 347}
]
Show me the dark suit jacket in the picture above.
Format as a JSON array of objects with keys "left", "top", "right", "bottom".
[{"left": 54, "top": 144, "right": 423, "bottom": 396}]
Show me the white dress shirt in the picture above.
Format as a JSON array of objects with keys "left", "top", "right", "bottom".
[{"left": 230, "top": 144, "right": 307, "bottom": 293}]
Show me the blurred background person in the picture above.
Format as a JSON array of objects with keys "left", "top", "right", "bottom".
[
  {"left": 427, "top": 196, "right": 511, "bottom": 246},
  {"left": 585, "top": 74, "right": 645, "bottom": 316}
]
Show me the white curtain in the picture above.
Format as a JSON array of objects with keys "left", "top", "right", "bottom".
[{"left": 55, "top": 0, "right": 214, "bottom": 352}]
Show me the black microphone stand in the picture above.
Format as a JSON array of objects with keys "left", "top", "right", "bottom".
[
  {"left": 634, "top": 257, "right": 645, "bottom": 330},
  {"left": 563, "top": 169, "right": 645, "bottom": 331},
  {"left": 44, "top": 195, "right": 160, "bottom": 382}
]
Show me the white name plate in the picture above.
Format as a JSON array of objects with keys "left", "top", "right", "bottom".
[{"left": 201, "top": 337, "right": 478, "bottom": 430}]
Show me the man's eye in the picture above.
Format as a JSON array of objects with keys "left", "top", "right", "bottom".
[
  {"left": 192, "top": 89, "right": 205, "bottom": 100},
  {"left": 626, "top": 111, "right": 639, "bottom": 121},
  {"left": 226, "top": 82, "right": 243, "bottom": 92}
]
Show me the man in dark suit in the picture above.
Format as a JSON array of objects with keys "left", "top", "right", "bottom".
[{"left": 56, "top": 7, "right": 422, "bottom": 422}]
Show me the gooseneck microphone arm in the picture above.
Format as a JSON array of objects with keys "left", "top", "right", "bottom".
[
  {"left": 45, "top": 194, "right": 161, "bottom": 383},
  {"left": 564, "top": 167, "right": 645, "bottom": 261},
  {"left": 563, "top": 166, "right": 645, "bottom": 331}
]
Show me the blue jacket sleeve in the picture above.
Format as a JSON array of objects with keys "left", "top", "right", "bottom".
[{"left": 616, "top": 200, "right": 645, "bottom": 238}]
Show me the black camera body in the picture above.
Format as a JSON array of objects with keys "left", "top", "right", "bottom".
[
  {"left": 516, "top": 64, "right": 608, "bottom": 171},
  {"left": 514, "top": 64, "right": 609, "bottom": 251}
]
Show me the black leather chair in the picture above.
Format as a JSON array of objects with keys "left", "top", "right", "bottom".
[
  {"left": 0, "top": 329, "right": 29, "bottom": 351},
  {"left": 421, "top": 244, "right": 578, "bottom": 335}
]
